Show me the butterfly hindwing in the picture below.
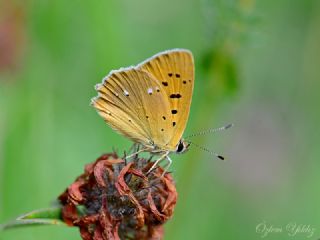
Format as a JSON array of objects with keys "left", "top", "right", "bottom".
[{"left": 92, "top": 68, "right": 175, "bottom": 150}]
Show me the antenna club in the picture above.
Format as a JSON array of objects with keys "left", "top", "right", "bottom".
[
  {"left": 225, "top": 123, "right": 234, "bottom": 129},
  {"left": 186, "top": 140, "right": 225, "bottom": 161}
]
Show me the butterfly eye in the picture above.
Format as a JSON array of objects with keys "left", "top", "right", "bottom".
[{"left": 176, "top": 141, "right": 184, "bottom": 153}]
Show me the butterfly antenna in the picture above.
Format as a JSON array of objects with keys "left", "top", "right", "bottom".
[
  {"left": 185, "top": 140, "right": 225, "bottom": 160},
  {"left": 185, "top": 123, "right": 234, "bottom": 139}
]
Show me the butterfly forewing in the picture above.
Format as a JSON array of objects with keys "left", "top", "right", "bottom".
[
  {"left": 92, "top": 68, "right": 175, "bottom": 150},
  {"left": 137, "top": 49, "right": 194, "bottom": 149}
]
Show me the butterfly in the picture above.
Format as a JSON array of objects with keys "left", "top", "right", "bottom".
[{"left": 91, "top": 49, "right": 194, "bottom": 173}]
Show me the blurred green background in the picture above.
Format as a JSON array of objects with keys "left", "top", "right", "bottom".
[{"left": 1, "top": 0, "right": 319, "bottom": 239}]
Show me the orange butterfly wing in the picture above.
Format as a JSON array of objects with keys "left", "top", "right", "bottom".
[
  {"left": 92, "top": 68, "right": 175, "bottom": 151},
  {"left": 137, "top": 49, "right": 194, "bottom": 150}
]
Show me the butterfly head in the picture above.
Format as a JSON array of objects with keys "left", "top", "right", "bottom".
[{"left": 175, "top": 139, "right": 190, "bottom": 154}]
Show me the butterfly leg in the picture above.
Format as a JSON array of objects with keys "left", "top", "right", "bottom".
[
  {"left": 125, "top": 147, "right": 149, "bottom": 160},
  {"left": 161, "top": 155, "right": 172, "bottom": 177},
  {"left": 147, "top": 152, "right": 169, "bottom": 175}
]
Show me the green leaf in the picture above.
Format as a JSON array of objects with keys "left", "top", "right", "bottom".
[{"left": 0, "top": 207, "right": 66, "bottom": 231}]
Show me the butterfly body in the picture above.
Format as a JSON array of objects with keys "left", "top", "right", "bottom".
[{"left": 92, "top": 49, "right": 194, "bottom": 160}]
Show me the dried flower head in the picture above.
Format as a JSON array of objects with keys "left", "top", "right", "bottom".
[{"left": 58, "top": 153, "right": 177, "bottom": 240}]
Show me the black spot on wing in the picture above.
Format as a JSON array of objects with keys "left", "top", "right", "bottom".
[
  {"left": 171, "top": 110, "right": 178, "bottom": 114},
  {"left": 170, "top": 93, "right": 182, "bottom": 99}
]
